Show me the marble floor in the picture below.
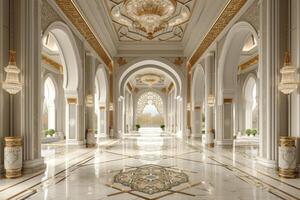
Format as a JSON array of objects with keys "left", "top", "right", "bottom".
[{"left": 1, "top": 130, "right": 300, "bottom": 200}]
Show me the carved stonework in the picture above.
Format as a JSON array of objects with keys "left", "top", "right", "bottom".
[
  {"left": 117, "top": 57, "right": 127, "bottom": 66},
  {"left": 174, "top": 57, "right": 184, "bottom": 66},
  {"left": 238, "top": 0, "right": 259, "bottom": 31},
  {"left": 54, "top": 0, "right": 113, "bottom": 70},
  {"left": 41, "top": 0, "right": 62, "bottom": 31},
  {"left": 188, "top": 0, "right": 247, "bottom": 66}
]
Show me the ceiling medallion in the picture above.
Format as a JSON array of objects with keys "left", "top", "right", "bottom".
[
  {"left": 111, "top": 0, "right": 192, "bottom": 40},
  {"left": 140, "top": 74, "right": 161, "bottom": 86}
]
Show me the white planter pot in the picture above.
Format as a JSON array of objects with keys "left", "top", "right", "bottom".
[
  {"left": 4, "top": 137, "right": 22, "bottom": 178},
  {"left": 86, "top": 129, "right": 96, "bottom": 148},
  {"left": 278, "top": 137, "right": 297, "bottom": 178}
]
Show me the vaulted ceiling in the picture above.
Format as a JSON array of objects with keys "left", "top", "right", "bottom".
[{"left": 72, "top": 0, "right": 229, "bottom": 57}]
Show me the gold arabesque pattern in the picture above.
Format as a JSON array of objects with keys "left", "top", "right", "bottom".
[{"left": 188, "top": 0, "right": 247, "bottom": 67}]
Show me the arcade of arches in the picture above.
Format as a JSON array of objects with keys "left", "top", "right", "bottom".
[{"left": 1, "top": 0, "right": 300, "bottom": 199}]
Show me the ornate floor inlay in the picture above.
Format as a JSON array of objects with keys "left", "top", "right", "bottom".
[{"left": 113, "top": 164, "right": 189, "bottom": 195}]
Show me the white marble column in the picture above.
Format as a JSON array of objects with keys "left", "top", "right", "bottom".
[
  {"left": 15, "top": 0, "right": 45, "bottom": 173},
  {"left": 257, "top": 0, "right": 289, "bottom": 168},
  {"left": 205, "top": 53, "right": 215, "bottom": 144}
]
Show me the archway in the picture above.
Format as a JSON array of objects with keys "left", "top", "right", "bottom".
[
  {"left": 191, "top": 65, "right": 205, "bottom": 138},
  {"left": 42, "top": 21, "right": 82, "bottom": 142},
  {"left": 43, "top": 77, "right": 56, "bottom": 131},
  {"left": 217, "top": 21, "right": 259, "bottom": 145},
  {"left": 95, "top": 66, "right": 109, "bottom": 139},
  {"left": 243, "top": 75, "right": 258, "bottom": 130},
  {"left": 136, "top": 91, "right": 164, "bottom": 127},
  {"left": 116, "top": 58, "right": 185, "bottom": 137}
]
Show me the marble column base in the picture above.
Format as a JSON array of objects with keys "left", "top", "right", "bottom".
[
  {"left": 23, "top": 158, "right": 46, "bottom": 174},
  {"left": 256, "top": 157, "right": 277, "bottom": 169},
  {"left": 216, "top": 139, "right": 233, "bottom": 145}
]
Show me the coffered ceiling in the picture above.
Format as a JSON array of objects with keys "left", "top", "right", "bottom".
[{"left": 71, "top": 0, "right": 231, "bottom": 57}]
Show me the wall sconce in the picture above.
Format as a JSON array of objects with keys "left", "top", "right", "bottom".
[
  {"left": 2, "top": 50, "right": 22, "bottom": 94},
  {"left": 109, "top": 103, "right": 114, "bottom": 111},
  {"left": 278, "top": 52, "right": 299, "bottom": 94},
  {"left": 85, "top": 94, "right": 94, "bottom": 107},
  {"left": 207, "top": 94, "right": 215, "bottom": 107}
]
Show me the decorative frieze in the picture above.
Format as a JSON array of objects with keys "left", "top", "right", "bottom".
[{"left": 188, "top": 0, "right": 247, "bottom": 67}]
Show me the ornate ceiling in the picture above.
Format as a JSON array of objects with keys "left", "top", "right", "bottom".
[
  {"left": 129, "top": 68, "right": 172, "bottom": 89},
  {"left": 105, "top": 0, "right": 195, "bottom": 42}
]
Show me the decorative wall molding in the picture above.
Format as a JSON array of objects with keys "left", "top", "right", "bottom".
[
  {"left": 67, "top": 98, "right": 77, "bottom": 104},
  {"left": 54, "top": 0, "right": 113, "bottom": 70},
  {"left": 42, "top": 54, "right": 63, "bottom": 73},
  {"left": 238, "top": 55, "right": 259, "bottom": 71},
  {"left": 188, "top": 0, "right": 247, "bottom": 67}
]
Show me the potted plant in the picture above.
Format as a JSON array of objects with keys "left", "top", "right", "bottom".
[
  {"left": 44, "top": 129, "right": 56, "bottom": 137},
  {"left": 135, "top": 124, "right": 141, "bottom": 131},
  {"left": 251, "top": 129, "right": 258, "bottom": 136},
  {"left": 245, "top": 129, "right": 252, "bottom": 137},
  {"left": 160, "top": 124, "right": 165, "bottom": 131}
]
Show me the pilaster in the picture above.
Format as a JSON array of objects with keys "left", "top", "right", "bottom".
[
  {"left": 258, "top": 0, "right": 289, "bottom": 168},
  {"left": 16, "top": 0, "right": 45, "bottom": 172}
]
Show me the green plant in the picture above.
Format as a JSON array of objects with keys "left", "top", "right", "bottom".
[
  {"left": 44, "top": 129, "right": 55, "bottom": 137},
  {"left": 160, "top": 125, "right": 165, "bottom": 130},
  {"left": 135, "top": 124, "right": 141, "bottom": 130},
  {"left": 251, "top": 129, "right": 258, "bottom": 136},
  {"left": 245, "top": 129, "right": 252, "bottom": 136}
]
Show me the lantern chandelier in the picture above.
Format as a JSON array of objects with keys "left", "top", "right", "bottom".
[
  {"left": 3, "top": 51, "right": 22, "bottom": 95},
  {"left": 111, "top": 0, "right": 191, "bottom": 39},
  {"left": 278, "top": 52, "right": 299, "bottom": 94}
]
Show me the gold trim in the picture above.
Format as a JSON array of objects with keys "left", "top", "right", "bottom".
[
  {"left": 4, "top": 137, "right": 22, "bottom": 147},
  {"left": 224, "top": 98, "right": 233, "bottom": 103},
  {"left": 238, "top": 55, "right": 259, "bottom": 71},
  {"left": 67, "top": 98, "right": 77, "bottom": 105},
  {"left": 54, "top": 0, "right": 113, "bottom": 71},
  {"left": 194, "top": 106, "right": 201, "bottom": 110},
  {"left": 206, "top": 143, "right": 214, "bottom": 148},
  {"left": 278, "top": 168, "right": 297, "bottom": 179},
  {"left": 188, "top": 0, "right": 247, "bottom": 68},
  {"left": 279, "top": 136, "right": 296, "bottom": 147},
  {"left": 42, "top": 54, "right": 63, "bottom": 73}
]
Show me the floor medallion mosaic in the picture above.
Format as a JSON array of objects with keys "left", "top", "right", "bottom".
[{"left": 113, "top": 164, "right": 189, "bottom": 195}]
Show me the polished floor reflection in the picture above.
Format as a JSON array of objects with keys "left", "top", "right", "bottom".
[{"left": 1, "top": 129, "right": 300, "bottom": 200}]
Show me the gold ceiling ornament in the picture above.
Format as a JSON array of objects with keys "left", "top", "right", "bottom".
[
  {"left": 111, "top": 0, "right": 191, "bottom": 40},
  {"left": 278, "top": 51, "right": 299, "bottom": 95},
  {"left": 188, "top": 0, "right": 247, "bottom": 68},
  {"left": 140, "top": 74, "right": 161, "bottom": 86}
]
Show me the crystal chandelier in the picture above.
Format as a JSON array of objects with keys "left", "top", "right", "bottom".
[
  {"left": 207, "top": 95, "right": 215, "bottom": 107},
  {"left": 278, "top": 52, "right": 298, "bottom": 94},
  {"left": 2, "top": 50, "right": 22, "bottom": 94},
  {"left": 124, "top": 0, "right": 176, "bottom": 37}
]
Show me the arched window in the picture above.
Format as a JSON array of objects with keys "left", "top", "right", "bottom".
[
  {"left": 136, "top": 92, "right": 163, "bottom": 126},
  {"left": 43, "top": 77, "right": 56, "bottom": 131},
  {"left": 244, "top": 76, "right": 258, "bottom": 129}
]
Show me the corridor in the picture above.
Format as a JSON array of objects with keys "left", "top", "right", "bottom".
[{"left": 1, "top": 129, "right": 299, "bottom": 200}]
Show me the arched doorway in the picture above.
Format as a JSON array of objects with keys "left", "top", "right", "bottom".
[
  {"left": 191, "top": 65, "right": 205, "bottom": 138},
  {"left": 95, "top": 66, "right": 109, "bottom": 139},
  {"left": 243, "top": 76, "right": 258, "bottom": 130},
  {"left": 116, "top": 58, "right": 185, "bottom": 138},
  {"left": 217, "top": 21, "right": 259, "bottom": 145},
  {"left": 42, "top": 21, "right": 82, "bottom": 143},
  {"left": 43, "top": 77, "right": 56, "bottom": 131},
  {"left": 136, "top": 91, "right": 164, "bottom": 127}
]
